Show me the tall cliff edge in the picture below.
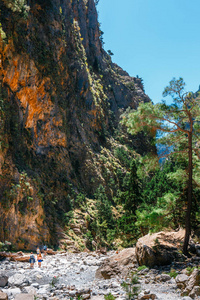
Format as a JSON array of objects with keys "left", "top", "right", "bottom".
[{"left": 0, "top": 0, "right": 152, "bottom": 249}]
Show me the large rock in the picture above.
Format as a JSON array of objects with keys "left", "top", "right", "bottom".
[
  {"left": 95, "top": 248, "right": 137, "bottom": 279},
  {"left": 8, "top": 274, "right": 27, "bottom": 287},
  {"left": 175, "top": 274, "right": 189, "bottom": 289},
  {"left": 10, "top": 256, "right": 30, "bottom": 262},
  {"left": 23, "top": 286, "right": 37, "bottom": 295},
  {"left": 0, "top": 252, "right": 30, "bottom": 262},
  {"left": 2, "top": 288, "right": 21, "bottom": 298},
  {"left": 46, "top": 249, "right": 56, "bottom": 255},
  {"left": 138, "top": 292, "right": 157, "bottom": 300},
  {"left": 182, "top": 269, "right": 200, "bottom": 297},
  {"left": 0, "top": 276, "right": 8, "bottom": 288},
  {"left": 0, "top": 291, "right": 8, "bottom": 300},
  {"left": 0, "top": 253, "right": 10, "bottom": 260},
  {"left": 136, "top": 229, "right": 185, "bottom": 267}
]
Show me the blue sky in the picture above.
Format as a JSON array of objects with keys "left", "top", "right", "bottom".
[{"left": 98, "top": 0, "right": 200, "bottom": 103}]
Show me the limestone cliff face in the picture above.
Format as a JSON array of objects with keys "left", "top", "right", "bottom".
[{"left": 0, "top": 0, "right": 151, "bottom": 249}]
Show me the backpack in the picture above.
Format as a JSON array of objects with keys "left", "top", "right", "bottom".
[{"left": 29, "top": 255, "right": 35, "bottom": 263}]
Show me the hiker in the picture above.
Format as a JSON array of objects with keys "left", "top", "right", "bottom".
[
  {"left": 36, "top": 246, "right": 40, "bottom": 255},
  {"left": 43, "top": 245, "right": 47, "bottom": 256},
  {"left": 29, "top": 252, "right": 35, "bottom": 268},
  {"left": 37, "top": 252, "right": 43, "bottom": 268}
]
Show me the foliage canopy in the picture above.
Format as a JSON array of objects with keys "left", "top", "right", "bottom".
[{"left": 121, "top": 77, "right": 200, "bottom": 254}]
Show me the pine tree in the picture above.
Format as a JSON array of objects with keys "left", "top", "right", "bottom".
[{"left": 121, "top": 78, "right": 200, "bottom": 255}]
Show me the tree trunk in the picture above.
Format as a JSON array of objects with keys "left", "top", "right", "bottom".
[{"left": 183, "top": 132, "right": 192, "bottom": 255}]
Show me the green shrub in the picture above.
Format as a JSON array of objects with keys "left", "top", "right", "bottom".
[
  {"left": 186, "top": 266, "right": 195, "bottom": 275},
  {"left": 121, "top": 272, "right": 140, "bottom": 299},
  {"left": 74, "top": 193, "right": 86, "bottom": 208},
  {"left": 169, "top": 269, "right": 178, "bottom": 278},
  {"left": 94, "top": 185, "right": 115, "bottom": 232},
  {"left": 84, "top": 231, "right": 93, "bottom": 250},
  {"left": 50, "top": 276, "right": 59, "bottom": 286},
  {"left": 137, "top": 265, "right": 148, "bottom": 271},
  {"left": 5, "top": 0, "right": 30, "bottom": 17},
  {"left": 0, "top": 241, "right": 12, "bottom": 251},
  {"left": 114, "top": 147, "right": 130, "bottom": 168},
  {"left": 104, "top": 293, "right": 116, "bottom": 300},
  {"left": 106, "top": 229, "right": 116, "bottom": 243},
  {"left": 186, "top": 266, "right": 200, "bottom": 275}
]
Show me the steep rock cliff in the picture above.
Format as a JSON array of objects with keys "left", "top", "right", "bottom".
[{"left": 0, "top": 0, "right": 152, "bottom": 249}]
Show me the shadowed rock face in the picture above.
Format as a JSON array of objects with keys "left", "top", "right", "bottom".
[{"left": 0, "top": 0, "right": 152, "bottom": 249}]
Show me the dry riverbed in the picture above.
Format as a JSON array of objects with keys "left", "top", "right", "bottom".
[{"left": 0, "top": 250, "right": 199, "bottom": 299}]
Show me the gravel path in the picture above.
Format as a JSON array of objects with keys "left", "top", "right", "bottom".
[{"left": 141, "top": 281, "right": 183, "bottom": 299}]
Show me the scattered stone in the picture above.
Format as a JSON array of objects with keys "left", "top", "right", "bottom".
[
  {"left": 69, "top": 291, "right": 76, "bottom": 297},
  {"left": 0, "top": 249, "right": 197, "bottom": 300},
  {"left": 3, "top": 288, "right": 21, "bottom": 297},
  {"left": 23, "top": 286, "right": 37, "bottom": 294},
  {"left": 8, "top": 273, "right": 27, "bottom": 286},
  {"left": 175, "top": 274, "right": 188, "bottom": 288},
  {"left": 182, "top": 269, "right": 200, "bottom": 296},
  {"left": 14, "top": 294, "right": 34, "bottom": 300},
  {"left": 159, "top": 274, "right": 171, "bottom": 282},
  {"left": 138, "top": 268, "right": 149, "bottom": 275},
  {"left": 0, "top": 290, "right": 8, "bottom": 300},
  {"left": 90, "top": 296, "right": 104, "bottom": 300},
  {"left": 0, "top": 276, "right": 8, "bottom": 287},
  {"left": 82, "top": 294, "right": 91, "bottom": 299},
  {"left": 77, "top": 288, "right": 91, "bottom": 295},
  {"left": 192, "top": 285, "right": 200, "bottom": 296},
  {"left": 37, "top": 285, "right": 49, "bottom": 295},
  {"left": 188, "top": 285, "right": 200, "bottom": 299},
  {"left": 138, "top": 292, "right": 157, "bottom": 299},
  {"left": 31, "top": 283, "right": 39, "bottom": 289}
]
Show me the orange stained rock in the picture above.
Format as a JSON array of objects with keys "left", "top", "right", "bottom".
[
  {"left": 88, "top": 108, "right": 102, "bottom": 130},
  {"left": 0, "top": 186, "right": 50, "bottom": 249},
  {"left": 37, "top": 121, "right": 67, "bottom": 147},
  {"left": 16, "top": 85, "right": 53, "bottom": 128},
  {"left": 4, "top": 68, "right": 20, "bottom": 92},
  {"left": 52, "top": 117, "right": 63, "bottom": 127},
  {"left": 1, "top": 39, "right": 68, "bottom": 149}
]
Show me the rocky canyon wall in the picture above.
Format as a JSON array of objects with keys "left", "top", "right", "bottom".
[{"left": 0, "top": 0, "right": 152, "bottom": 249}]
